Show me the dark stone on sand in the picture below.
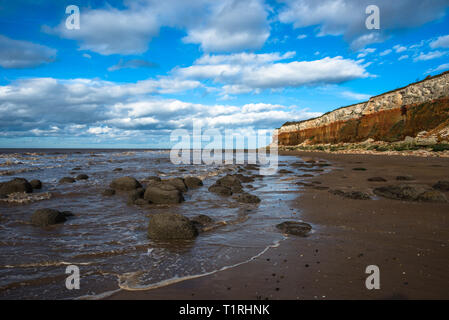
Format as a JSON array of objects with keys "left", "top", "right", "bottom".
[
  {"left": 433, "top": 181, "right": 449, "bottom": 192},
  {"left": 0, "top": 178, "right": 33, "bottom": 195},
  {"left": 59, "top": 177, "right": 76, "bottom": 184},
  {"left": 330, "top": 189, "right": 371, "bottom": 200},
  {"left": 368, "top": 177, "right": 387, "bottom": 182},
  {"left": 165, "top": 178, "right": 188, "bottom": 192},
  {"left": 144, "top": 183, "right": 184, "bottom": 204},
  {"left": 110, "top": 176, "right": 142, "bottom": 191},
  {"left": 208, "top": 185, "right": 233, "bottom": 196},
  {"left": 417, "top": 190, "right": 447, "bottom": 203},
  {"left": 184, "top": 177, "right": 203, "bottom": 189},
  {"left": 31, "top": 208, "right": 67, "bottom": 227},
  {"left": 76, "top": 174, "right": 89, "bottom": 180},
  {"left": 235, "top": 193, "right": 261, "bottom": 204},
  {"left": 353, "top": 167, "right": 367, "bottom": 171},
  {"left": 147, "top": 213, "right": 198, "bottom": 240},
  {"left": 276, "top": 221, "right": 312, "bottom": 237},
  {"left": 373, "top": 184, "right": 447, "bottom": 202},
  {"left": 396, "top": 175, "right": 414, "bottom": 181},
  {"left": 102, "top": 188, "right": 116, "bottom": 196},
  {"left": 30, "top": 179, "right": 42, "bottom": 189}
]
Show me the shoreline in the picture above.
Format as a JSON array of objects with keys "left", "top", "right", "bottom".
[{"left": 106, "top": 151, "right": 449, "bottom": 300}]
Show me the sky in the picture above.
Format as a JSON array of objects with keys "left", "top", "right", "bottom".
[{"left": 0, "top": 0, "right": 449, "bottom": 149}]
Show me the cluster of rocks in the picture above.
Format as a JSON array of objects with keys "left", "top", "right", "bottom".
[
  {"left": 373, "top": 183, "right": 448, "bottom": 203},
  {"left": 0, "top": 177, "right": 42, "bottom": 198},
  {"left": 105, "top": 175, "right": 204, "bottom": 206},
  {"left": 208, "top": 174, "right": 261, "bottom": 203}
]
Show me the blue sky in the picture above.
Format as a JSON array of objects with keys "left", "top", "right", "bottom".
[{"left": 0, "top": 0, "right": 449, "bottom": 148}]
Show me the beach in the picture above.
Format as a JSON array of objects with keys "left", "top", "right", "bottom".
[{"left": 106, "top": 152, "right": 449, "bottom": 300}]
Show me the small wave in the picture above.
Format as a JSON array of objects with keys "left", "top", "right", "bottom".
[{"left": 117, "top": 238, "right": 285, "bottom": 291}]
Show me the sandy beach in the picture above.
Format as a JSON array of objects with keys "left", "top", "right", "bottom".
[{"left": 106, "top": 152, "right": 449, "bottom": 300}]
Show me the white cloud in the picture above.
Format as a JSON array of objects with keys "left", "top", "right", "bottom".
[
  {"left": 277, "top": 0, "right": 449, "bottom": 49},
  {"left": 176, "top": 53, "right": 370, "bottom": 95},
  {"left": 357, "top": 48, "right": 376, "bottom": 58},
  {"left": 0, "top": 34, "right": 56, "bottom": 69},
  {"left": 430, "top": 35, "right": 449, "bottom": 49},
  {"left": 0, "top": 76, "right": 321, "bottom": 140},
  {"left": 398, "top": 55, "right": 409, "bottom": 61},
  {"left": 414, "top": 51, "right": 447, "bottom": 62},
  {"left": 45, "top": 6, "right": 159, "bottom": 55},
  {"left": 393, "top": 45, "right": 407, "bottom": 53},
  {"left": 297, "top": 34, "right": 308, "bottom": 40},
  {"left": 380, "top": 49, "right": 392, "bottom": 56},
  {"left": 182, "top": 0, "right": 270, "bottom": 52},
  {"left": 46, "top": 0, "right": 270, "bottom": 55},
  {"left": 426, "top": 63, "right": 449, "bottom": 74}
]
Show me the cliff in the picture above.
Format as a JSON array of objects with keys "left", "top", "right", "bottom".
[{"left": 275, "top": 71, "right": 449, "bottom": 147}]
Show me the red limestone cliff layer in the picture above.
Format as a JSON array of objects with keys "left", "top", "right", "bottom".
[{"left": 274, "top": 71, "right": 449, "bottom": 146}]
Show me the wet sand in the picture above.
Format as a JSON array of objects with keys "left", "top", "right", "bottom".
[{"left": 106, "top": 152, "right": 449, "bottom": 300}]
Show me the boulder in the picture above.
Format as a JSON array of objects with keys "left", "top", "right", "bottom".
[
  {"left": 144, "top": 183, "right": 184, "bottom": 204},
  {"left": 110, "top": 176, "right": 142, "bottom": 191},
  {"left": 102, "top": 188, "right": 116, "bottom": 196},
  {"left": 184, "top": 177, "right": 203, "bottom": 189},
  {"left": 417, "top": 190, "right": 447, "bottom": 203},
  {"left": 191, "top": 214, "right": 214, "bottom": 226},
  {"left": 59, "top": 177, "right": 76, "bottom": 184},
  {"left": 276, "top": 221, "right": 312, "bottom": 237},
  {"left": 373, "top": 184, "right": 447, "bottom": 202},
  {"left": 330, "top": 190, "right": 371, "bottom": 200},
  {"left": 30, "top": 179, "right": 42, "bottom": 189},
  {"left": 76, "top": 174, "right": 89, "bottom": 180},
  {"left": 134, "top": 199, "right": 148, "bottom": 206},
  {"left": 113, "top": 168, "right": 123, "bottom": 172},
  {"left": 31, "top": 209, "right": 67, "bottom": 227},
  {"left": 165, "top": 178, "right": 188, "bottom": 192},
  {"left": 216, "top": 175, "right": 243, "bottom": 193},
  {"left": 208, "top": 185, "right": 233, "bottom": 196},
  {"left": 433, "top": 181, "right": 449, "bottom": 192},
  {"left": 234, "top": 174, "right": 255, "bottom": 183},
  {"left": 235, "top": 193, "right": 261, "bottom": 204},
  {"left": 127, "top": 188, "right": 145, "bottom": 205},
  {"left": 146, "top": 176, "right": 162, "bottom": 185},
  {"left": 0, "top": 178, "right": 33, "bottom": 195},
  {"left": 148, "top": 213, "right": 198, "bottom": 240}
]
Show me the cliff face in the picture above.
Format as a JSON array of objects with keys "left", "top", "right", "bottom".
[{"left": 275, "top": 71, "right": 449, "bottom": 146}]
